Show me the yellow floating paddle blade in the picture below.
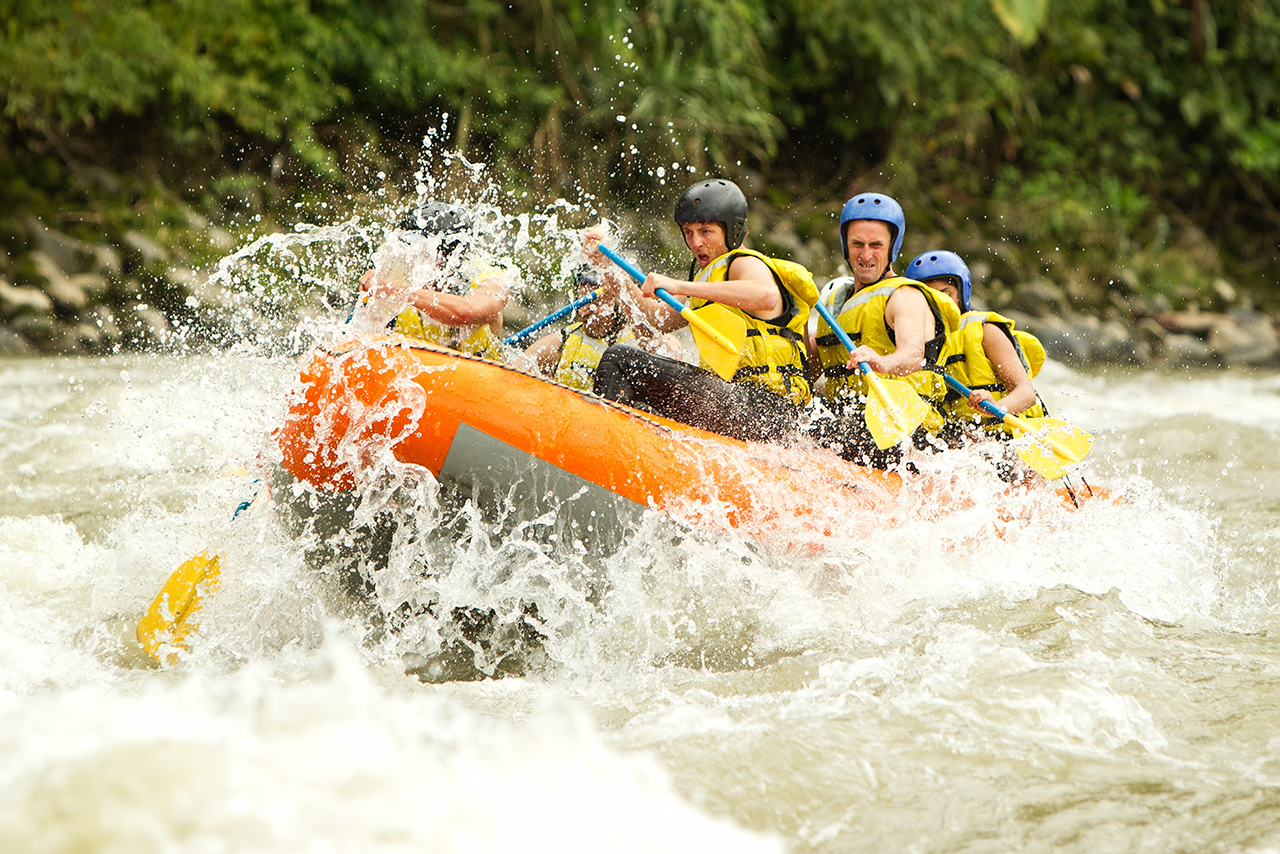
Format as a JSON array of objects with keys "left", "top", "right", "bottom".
[
  {"left": 1004, "top": 415, "right": 1094, "bottom": 480},
  {"left": 684, "top": 302, "right": 747, "bottom": 381},
  {"left": 862, "top": 370, "right": 931, "bottom": 450},
  {"left": 136, "top": 551, "right": 222, "bottom": 665},
  {"left": 942, "top": 373, "right": 1094, "bottom": 480},
  {"left": 809, "top": 299, "right": 930, "bottom": 450}
]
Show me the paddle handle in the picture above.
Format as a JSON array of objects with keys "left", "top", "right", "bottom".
[
  {"left": 814, "top": 299, "right": 898, "bottom": 404},
  {"left": 943, "top": 373, "right": 1015, "bottom": 424},
  {"left": 502, "top": 290, "right": 601, "bottom": 346},
  {"left": 812, "top": 299, "right": 858, "bottom": 353},
  {"left": 597, "top": 244, "right": 644, "bottom": 283},
  {"left": 595, "top": 243, "right": 739, "bottom": 355}
]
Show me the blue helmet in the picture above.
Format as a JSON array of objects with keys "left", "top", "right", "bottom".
[
  {"left": 907, "top": 250, "right": 972, "bottom": 312},
  {"left": 839, "top": 193, "right": 905, "bottom": 266}
]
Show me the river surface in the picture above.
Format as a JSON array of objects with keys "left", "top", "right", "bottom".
[{"left": 3, "top": 343, "right": 1280, "bottom": 853}]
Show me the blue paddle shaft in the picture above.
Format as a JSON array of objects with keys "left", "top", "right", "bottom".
[
  {"left": 812, "top": 298, "right": 875, "bottom": 376},
  {"left": 811, "top": 300, "right": 855, "bottom": 352},
  {"left": 943, "top": 373, "right": 1009, "bottom": 420},
  {"left": 652, "top": 288, "right": 685, "bottom": 314},
  {"left": 597, "top": 244, "right": 643, "bottom": 282},
  {"left": 596, "top": 243, "right": 686, "bottom": 314},
  {"left": 502, "top": 290, "right": 600, "bottom": 345}
]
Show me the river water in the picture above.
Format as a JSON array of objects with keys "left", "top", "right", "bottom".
[{"left": 3, "top": 332, "right": 1280, "bottom": 852}]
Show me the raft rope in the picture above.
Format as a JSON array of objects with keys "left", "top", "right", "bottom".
[
  {"left": 1062, "top": 478, "right": 1079, "bottom": 509},
  {"left": 232, "top": 479, "right": 261, "bottom": 519}
]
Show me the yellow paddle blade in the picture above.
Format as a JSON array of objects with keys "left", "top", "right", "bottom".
[
  {"left": 683, "top": 302, "right": 747, "bottom": 381},
  {"left": 863, "top": 373, "right": 931, "bottom": 450},
  {"left": 136, "top": 551, "right": 222, "bottom": 665},
  {"left": 1004, "top": 416, "right": 1094, "bottom": 480}
]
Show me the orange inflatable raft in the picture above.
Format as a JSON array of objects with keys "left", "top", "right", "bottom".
[{"left": 275, "top": 336, "right": 1094, "bottom": 548}]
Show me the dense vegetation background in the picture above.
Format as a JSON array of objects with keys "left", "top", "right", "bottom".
[{"left": 2, "top": 0, "right": 1277, "bottom": 313}]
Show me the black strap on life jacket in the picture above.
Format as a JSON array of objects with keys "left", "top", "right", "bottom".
[
  {"left": 732, "top": 363, "right": 807, "bottom": 379},
  {"left": 746, "top": 326, "right": 803, "bottom": 341},
  {"left": 816, "top": 330, "right": 862, "bottom": 348}
]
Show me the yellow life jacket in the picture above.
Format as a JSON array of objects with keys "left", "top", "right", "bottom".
[
  {"left": 690, "top": 247, "right": 819, "bottom": 405},
  {"left": 813, "top": 276, "right": 962, "bottom": 435},
  {"left": 392, "top": 265, "right": 504, "bottom": 360},
  {"left": 553, "top": 320, "right": 636, "bottom": 391},
  {"left": 943, "top": 310, "right": 1047, "bottom": 430}
]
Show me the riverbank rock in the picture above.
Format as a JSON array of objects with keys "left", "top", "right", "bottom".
[
  {"left": 1011, "top": 279, "right": 1071, "bottom": 318},
  {"left": 0, "top": 277, "right": 55, "bottom": 316},
  {"left": 1150, "top": 308, "right": 1280, "bottom": 367},
  {"left": 0, "top": 325, "right": 30, "bottom": 355},
  {"left": 28, "top": 252, "right": 91, "bottom": 309},
  {"left": 123, "top": 230, "right": 170, "bottom": 269},
  {"left": 981, "top": 271, "right": 1280, "bottom": 369},
  {"left": 24, "top": 216, "right": 122, "bottom": 278},
  {"left": 999, "top": 309, "right": 1148, "bottom": 366},
  {"left": 0, "top": 217, "right": 230, "bottom": 355},
  {"left": 3, "top": 209, "right": 1279, "bottom": 370}
]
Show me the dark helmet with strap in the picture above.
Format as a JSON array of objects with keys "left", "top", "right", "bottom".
[
  {"left": 908, "top": 250, "right": 972, "bottom": 312},
  {"left": 399, "top": 202, "right": 473, "bottom": 237},
  {"left": 674, "top": 179, "right": 748, "bottom": 250},
  {"left": 839, "top": 193, "right": 905, "bottom": 266}
]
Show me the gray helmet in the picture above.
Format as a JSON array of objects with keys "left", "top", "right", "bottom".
[
  {"left": 399, "top": 202, "right": 473, "bottom": 237},
  {"left": 674, "top": 179, "right": 748, "bottom": 250}
]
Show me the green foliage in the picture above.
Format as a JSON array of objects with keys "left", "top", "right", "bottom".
[
  {"left": 0, "top": 0, "right": 1277, "bottom": 307},
  {"left": 0, "top": 0, "right": 350, "bottom": 161},
  {"left": 991, "top": 0, "right": 1047, "bottom": 46},
  {"left": 770, "top": 0, "right": 1279, "bottom": 300}
]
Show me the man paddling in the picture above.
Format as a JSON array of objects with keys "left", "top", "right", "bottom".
[
  {"left": 520, "top": 262, "right": 678, "bottom": 391},
  {"left": 906, "top": 250, "right": 1047, "bottom": 438},
  {"left": 588, "top": 178, "right": 818, "bottom": 443},
  {"left": 808, "top": 193, "right": 960, "bottom": 469}
]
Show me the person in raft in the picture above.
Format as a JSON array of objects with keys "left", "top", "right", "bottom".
[
  {"left": 586, "top": 178, "right": 819, "bottom": 444},
  {"left": 806, "top": 193, "right": 961, "bottom": 470},
  {"left": 359, "top": 202, "right": 516, "bottom": 360},
  {"left": 521, "top": 260, "right": 674, "bottom": 391},
  {"left": 905, "top": 250, "right": 1048, "bottom": 445}
]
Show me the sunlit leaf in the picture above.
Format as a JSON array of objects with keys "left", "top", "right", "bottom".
[{"left": 991, "top": 0, "right": 1048, "bottom": 46}]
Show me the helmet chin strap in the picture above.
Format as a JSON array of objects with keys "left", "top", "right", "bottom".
[
  {"left": 587, "top": 304, "right": 627, "bottom": 340},
  {"left": 605, "top": 304, "right": 626, "bottom": 338}
]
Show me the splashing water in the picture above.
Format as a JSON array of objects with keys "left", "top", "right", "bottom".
[{"left": 4, "top": 133, "right": 1280, "bottom": 851}]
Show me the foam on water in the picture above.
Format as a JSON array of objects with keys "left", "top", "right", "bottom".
[
  {"left": 6, "top": 132, "right": 1280, "bottom": 850},
  {"left": 0, "top": 636, "right": 782, "bottom": 853},
  {"left": 6, "top": 341, "right": 1280, "bottom": 853}
]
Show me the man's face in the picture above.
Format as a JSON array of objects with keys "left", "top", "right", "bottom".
[
  {"left": 923, "top": 277, "right": 961, "bottom": 308},
  {"left": 680, "top": 221, "right": 729, "bottom": 269},
  {"left": 844, "top": 220, "right": 894, "bottom": 288},
  {"left": 399, "top": 230, "right": 465, "bottom": 276}
]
